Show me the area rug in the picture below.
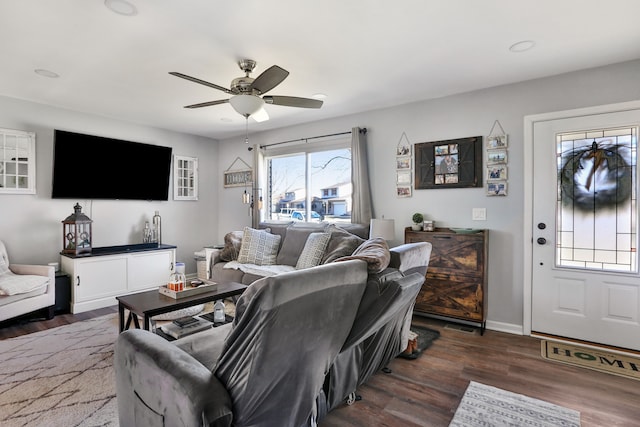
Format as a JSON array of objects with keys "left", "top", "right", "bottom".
[
  {"left": 0, "top": 299, "right": 240, "bottom": 427},
  {"left": 0, "top": 314, "right": 119, "bottom": 427},
  {"left": 449, "top": 381, "right": 580, "bottom": 427},
  {"left": 541, "top": 340, "right": 640, "bottom": 381},
  {"left": 398, "top": 325, "right": 440, "bottom": 360}
]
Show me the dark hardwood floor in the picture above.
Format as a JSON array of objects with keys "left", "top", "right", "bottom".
[{"left": 2, "top": 310, "right": 639, "bottom": 426}]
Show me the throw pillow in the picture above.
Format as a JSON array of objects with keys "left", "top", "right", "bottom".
[
  {"left": 333, "top": 237, "right": 391, "bottom": 273},
  {"left": 219, "top": 231, "right": 244, "bottom": 262},
  {"left": 237, "top": 227, "right": 281, "bottom": 266},
  {"left": 321, "top": 224, "right": 365, "bottom": 264},
  {"left": 276, "top": 224, "right": 328, "bottom": 266},
  {"left": 296, "top": 232, "right": 331, "bottom": 269}
]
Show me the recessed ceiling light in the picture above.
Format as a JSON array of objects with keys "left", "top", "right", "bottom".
[
  {"left": 104, "top": 0, "right": 138, "bottom": 16},
  {"left": 34, "top": 69, "right": 59, "bottom": 78},
  {"left": 312, "top": 93, "right": 327, "bottom": 99},
  {"left": 509, "top": 40, "right": 535, "bottom": 53}
]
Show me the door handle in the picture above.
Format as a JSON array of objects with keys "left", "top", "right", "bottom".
[{"left": 537, "top": 237, "right": 546, "bottom": 245}]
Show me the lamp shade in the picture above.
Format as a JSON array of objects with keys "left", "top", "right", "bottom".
[
  {"left": 229, "top": 94, "right": 265, "bottom": 117},
  {"left": 369, "top": 218, "right": 395, "bottom": 241}
]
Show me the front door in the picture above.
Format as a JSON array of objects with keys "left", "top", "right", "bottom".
[{"left": 531, "top": 106, "right": 640, "bottom": 351}]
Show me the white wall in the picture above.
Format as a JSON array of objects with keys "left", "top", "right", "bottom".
[
  {"left": 0, "top": 96, "right": 220, "bottom": 274},
  {"left": 216, "top": 59, "right": 640, "bottom": 331}
]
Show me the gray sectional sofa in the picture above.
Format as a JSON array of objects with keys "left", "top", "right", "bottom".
[
  {"left": 114, "top": 222, "right": 433, "bottom": 426},
  {"left": 207, "top": 221, "right": 371, "bottom": 285}
]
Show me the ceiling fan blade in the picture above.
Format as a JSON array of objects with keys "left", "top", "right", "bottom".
[
  {"left": 184, "top": 99, "right": 229, "bottom": 109},
  {"left": 263, "top": 96, "right": 323, "bottom": 109},
  {"left": 250, "top": 66, "right": 289, "bottom": 95},
  {"left": 169, "top": 72, "right": 233, "bottom": 95},
  {"left": 252, "top": 107, "right": 269, "bottom": 123}
]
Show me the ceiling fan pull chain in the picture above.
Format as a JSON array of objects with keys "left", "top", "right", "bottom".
[{"left": 245, "top": 117, "right": 249, "bottom": 143}]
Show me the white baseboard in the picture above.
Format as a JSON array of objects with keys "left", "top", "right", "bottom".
[{"left": 486, "top": 320, "right": 524, "bottom": 335}]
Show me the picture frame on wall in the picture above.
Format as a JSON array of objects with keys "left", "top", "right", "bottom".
[
  {"left": 414, "top": 136, "right": 483, "bottom": 189},
  {"left": 397, "top": 186, "right": 412, "bottom": 198},
  {"left": 486, "top": 181, "right": 507, "bottom": 196},
  {"left": 487, "top": 149, "right": 507, "bottom": 165},
  {"left": 396, "top": 156, "right": 411, "bottom": 170},
  {"left": 396, "top": 143, "right": 411, "bottom": 156},
  {"left": 396, "top": 170, "right": 411, "bottom": 185},
  {"left": 486, "top": 134, "right": 508, "bottom": 149},
  {"left": 486, "top": 165, "right": 507, "bottom": 181}
]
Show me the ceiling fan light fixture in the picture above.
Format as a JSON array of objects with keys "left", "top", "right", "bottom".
[{"left": 229, "top": 94, "right": 265, "bottom": 117}]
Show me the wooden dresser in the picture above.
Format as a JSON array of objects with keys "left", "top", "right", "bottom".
[{"left": 404, "top": 227, "right": 488, "bottom": 334}]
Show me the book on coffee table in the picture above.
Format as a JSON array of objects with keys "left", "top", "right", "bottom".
[{"left": 160, "top": 317, "right": 212, "bottom": 339}]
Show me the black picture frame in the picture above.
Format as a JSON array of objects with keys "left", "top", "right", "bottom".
[{"left": 414, "top": 136, "right": 483, "bottom": 189}]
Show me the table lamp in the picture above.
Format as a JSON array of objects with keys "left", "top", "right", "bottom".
[{"left": 369, "top": 218, "right": 395, "bottom": 241}]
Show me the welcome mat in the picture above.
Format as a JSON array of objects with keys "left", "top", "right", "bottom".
[
  {"left": 541, "top": 340, "right": 640, "bottom": 381},
  {"left": 449, "top": 381, "right": 580, "bottom": 427}
]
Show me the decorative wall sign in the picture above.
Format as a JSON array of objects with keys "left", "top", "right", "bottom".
[
  {"left": 415, "top": 136, "right": 483, "bottom": 189},
  {"left": 224, "top": 169, "right": 252, "bottom": 188},
  {"left": 224, "top": 156, "right": 253, "bottom": 188}
]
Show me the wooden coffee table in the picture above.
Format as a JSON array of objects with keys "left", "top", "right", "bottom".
[{"left": 116, "top": 281, "right": 247, "bottom": 332}]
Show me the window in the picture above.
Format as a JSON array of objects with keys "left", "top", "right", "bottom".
[
  {"left": 264, "top": 140, "right": 352, "bottom": 223},
  {"left": 556, "top": 126, "right": 637, "bottom": 272},
  {"left": 173, "top": 155, "right": 198, "bottom": 200},
  {"left": 0, "top": 128, "right": 36, "bottom": 195}
]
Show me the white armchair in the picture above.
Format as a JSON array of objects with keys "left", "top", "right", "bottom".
[{"left": 0, "top": 240, "right": 55, "bottom": 323}]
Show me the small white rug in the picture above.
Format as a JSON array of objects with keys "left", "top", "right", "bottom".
[{"left": 449, "top": 381, "right": 580, "bottom": 427}]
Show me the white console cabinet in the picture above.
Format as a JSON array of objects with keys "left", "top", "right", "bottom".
[{"left": 61, "top": 244, "right": 176, "bottom": 313}]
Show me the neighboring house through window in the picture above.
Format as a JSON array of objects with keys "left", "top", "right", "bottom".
[{"left": 263, "top": 137, "right": 352, "bottom": 224}]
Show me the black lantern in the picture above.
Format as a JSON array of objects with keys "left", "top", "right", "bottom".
[{"left": 62, "top": 203, "right": 93, "bottom": 255}]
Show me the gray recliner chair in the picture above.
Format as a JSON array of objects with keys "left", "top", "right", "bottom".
[
  {"left": 114, "top": 259, "right": 369, "bottom": 427},
  {"left": 321, "top": 241, "right": 432, "bottom": 416}
]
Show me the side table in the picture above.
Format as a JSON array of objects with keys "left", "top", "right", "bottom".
[{"left": 54, "top": 272, "right": 71, "bottom": 314}]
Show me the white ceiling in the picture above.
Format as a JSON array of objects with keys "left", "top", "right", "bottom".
[{"left": 1, "top": 0, "right": 640, "bottom": 140}]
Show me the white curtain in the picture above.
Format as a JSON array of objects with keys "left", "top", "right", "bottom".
[{"left": 351, "top": 127, "right": 373, "bottom": 225}]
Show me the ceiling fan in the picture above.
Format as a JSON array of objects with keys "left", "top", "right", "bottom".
[{"left": 169, "top": 59, "right": 323, "bottom": 122}]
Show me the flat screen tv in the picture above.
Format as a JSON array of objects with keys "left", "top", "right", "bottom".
[{"left": 52, "top": 130, "right": 173, "bottom": 200}]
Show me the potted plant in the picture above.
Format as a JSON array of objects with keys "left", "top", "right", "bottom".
[{"left": 411, "top": 212, "right": 424, "bottom": 231}]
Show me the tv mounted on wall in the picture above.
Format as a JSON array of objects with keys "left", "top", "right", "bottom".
[{"left": 52, "top": 130, "right": 173, "bottom": 200}]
